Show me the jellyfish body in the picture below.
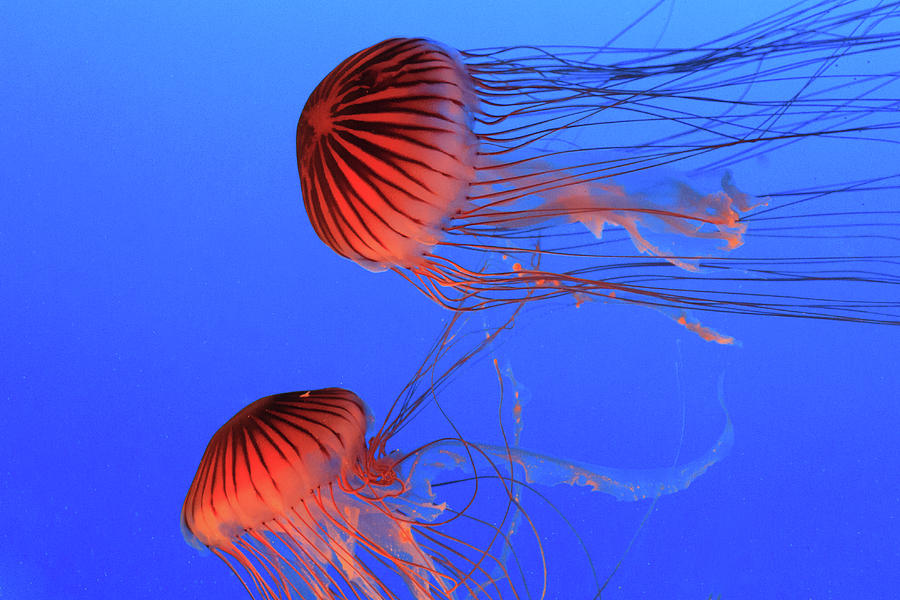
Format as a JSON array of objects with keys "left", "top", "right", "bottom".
[
  {"left": 183, "top": 388, "right": 479, "bottom": 599},
  {"left": 296, "top": 39, "right": 479, "bottom": 272},
  {"left": 296, "top": 2, "right": 900, "bottom": 330},
  {"left": 182, "top": 384, "right": 732, "bottom": 599}
]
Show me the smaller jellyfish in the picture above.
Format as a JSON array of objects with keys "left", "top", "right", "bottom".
[
  {"left": 296, "top": 1, "right": 900, "bottom": 334},
  {"left": 181, "top": 351, "right": 733, "bottom": 598}
]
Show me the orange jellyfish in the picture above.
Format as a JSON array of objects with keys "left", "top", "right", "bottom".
[
  {"left": 296, "top": 2, "right": 900, "bottom": 333},
  {"left": 181, "top": 319, "right": 733, "bottom": 598}
]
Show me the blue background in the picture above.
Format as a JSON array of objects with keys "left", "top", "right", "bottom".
[{"left": 2, "top": 1, "right": 898, "bottom": 598}]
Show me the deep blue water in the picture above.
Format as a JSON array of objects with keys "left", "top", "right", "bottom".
[{"left": 2, "top": 1, "right": 899, "bottom": 598}]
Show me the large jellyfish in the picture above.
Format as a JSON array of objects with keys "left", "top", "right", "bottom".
[
  {"left": 295, "top": 1, "right": 900, "bottom": 337},
  {"left": 180, "top": 317, "right": 733, "bottom": 598}
]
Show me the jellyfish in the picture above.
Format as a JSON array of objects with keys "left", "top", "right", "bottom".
[
  {"left": 180, "top": 316, "right": 733, "bottom": 598},
  {"left": 295, "top": 1, "right": 900, "bottom": 337}
]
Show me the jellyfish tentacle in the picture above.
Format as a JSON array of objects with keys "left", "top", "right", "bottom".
[
  {"left": 399, "top": 398, "right": 732, "bottom": 504},
  {"left": 297, "top": 5, "right": 900, "bottom": 334}
]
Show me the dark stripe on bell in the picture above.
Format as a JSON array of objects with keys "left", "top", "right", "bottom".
[
  {"left": 212, "top": 430, "right": 230, "bottom": 516},
  {"left": 404, "top": 64, "right": 457, "bottom": 77},
  {"left": 309, "top": 138, "right": 375, "bottom": 260},
  {"left": 255, "top": 411, "right": 308, "bottom": 466},
  {"left": 302, "top": 143, "right": 346, "bottom": 255},
  {"left": 276, "top": 406, "right": 351, "bottom": 443},
  {"left": 274, "top": 395, "right": 361, "bottom": 421},
  {"left": 323, "top": 135, "right": 417, "bottom": 239},
  {"left": 336, "top": 118, "right": 457, "bottom": 158},
  {"left": 326, "top": 132, "right": 428, "bottom": 225},
  {"left": 267, "top": 405, "right": 346, "bottom": 448},
  {"left": 337, "top": 118, "right": 457, "bottom": 138},
  {"left": 338, "top": 98, "right": 461, "bottom": 123},
  {"left": 320, "top": 136, "right": 392, "bottom": 257},
  {"left": 342, "top": 38, "right": 424, "bottom": 86},
  {"left": 228, "top": 428, "right": 240, "bottom": 506},
  {"left": 264, "top": 410, "right": 331, "bottom": 458},
  {"left": 336, "top": 129, "right": 440, "bottom": 195},
  {"left": 236, "top": 427, "right": 265, "bottom": 501},
  {"left": 330, "top": 40, "right": 414, "bottom": 99},
  {"left": 244, "top": 422, "right": 276, "bottom": 494},
  {"left": 273, "top": 400, "right": 355, "bottom": 428}
]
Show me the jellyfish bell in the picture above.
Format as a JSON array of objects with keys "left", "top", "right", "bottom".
[
  {"left": 180, "top": 389, "right": 371, "bottom": 552},
  {"left": 296, "top": 2, "right": 900, "bottom": 336},
  {"left": 296, "top": 38, "right": 479, "bottom": 273},
  {"left": 181, "top": 388, "right": 447, "bottom": 599}
]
